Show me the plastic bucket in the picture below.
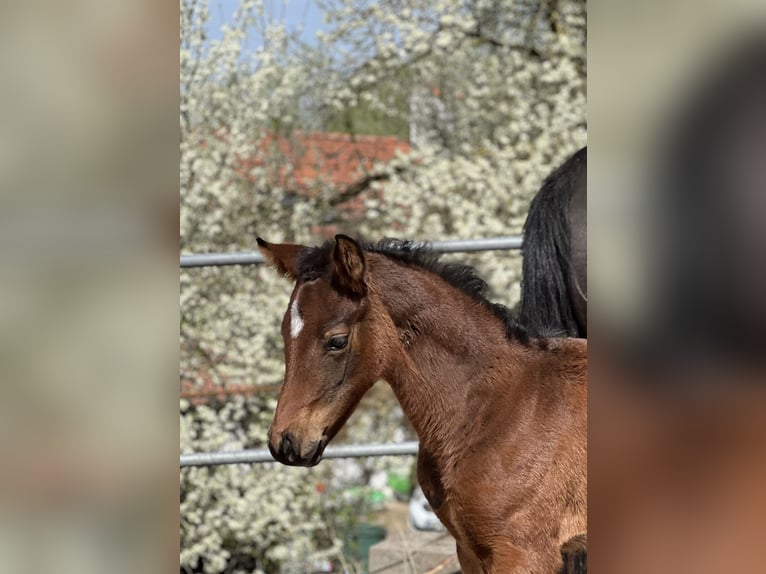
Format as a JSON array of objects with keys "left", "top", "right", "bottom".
[{"left": 346, "top": 523, "right": 387, "bottom": 573}]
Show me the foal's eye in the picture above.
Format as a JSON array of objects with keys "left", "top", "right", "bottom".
[{"left": 326, "top": 335, "right": 349, "bottom": 352}]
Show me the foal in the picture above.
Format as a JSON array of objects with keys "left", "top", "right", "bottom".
[{"left": 257, "top": 235, "right": 587, "bottom": 574}]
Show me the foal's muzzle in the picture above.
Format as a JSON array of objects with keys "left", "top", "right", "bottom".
[{"left": 268, "top": 430, "right": 327, "bottom": 467}]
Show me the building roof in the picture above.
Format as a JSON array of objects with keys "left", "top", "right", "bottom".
[{"left": 239, "top": 131, "right": 410, "bottom": 194}]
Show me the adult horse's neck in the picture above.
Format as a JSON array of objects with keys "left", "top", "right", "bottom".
[{"left": 368, "top": 254, "right": 528, "bottom": 459}]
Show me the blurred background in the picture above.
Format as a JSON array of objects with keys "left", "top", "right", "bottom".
[
  {"left": 0, "top": 1, "right": 178, "bottom": 573},
  {"left": 589, "top": 1, "right": 766, "bottom": 572}
]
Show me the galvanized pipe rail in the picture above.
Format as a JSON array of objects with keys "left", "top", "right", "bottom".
[
  {"left": 180, "top": 235, "right": 523, "bottom": 268},
  {"left": 181, "top": 441, "right": 420, "bottom": 467}
]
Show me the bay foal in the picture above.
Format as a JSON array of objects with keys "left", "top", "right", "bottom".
[{"left": 257, "top": 235, "right": 587, "bottom": 573}]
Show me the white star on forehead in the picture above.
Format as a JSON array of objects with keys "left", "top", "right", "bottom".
[{"left": 290, "top": 297, "right": 304, "bottom": 339}]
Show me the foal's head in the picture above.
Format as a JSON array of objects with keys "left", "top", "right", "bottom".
[{"left": 257, "top": 235, "right": 391, "bottom": 466}]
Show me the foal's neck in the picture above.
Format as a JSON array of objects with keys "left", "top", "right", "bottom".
[{"left": 370, "top": 256, "right": 527, "bottom": 457}]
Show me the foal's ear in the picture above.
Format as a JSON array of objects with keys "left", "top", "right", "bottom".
[
  {"left": 332, "top": 234, "right": 367, "bottom": 296},
  {"left": 256, "top": 238, "right": 303, "bottom": 281}
]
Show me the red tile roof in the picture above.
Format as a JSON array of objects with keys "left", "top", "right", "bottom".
[{"left": 238, "top": 131, "right": 410, "bottom": 194}]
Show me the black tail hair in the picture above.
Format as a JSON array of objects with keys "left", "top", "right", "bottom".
[{"left": 519, "top": 148, "right": 586, "bottom": 338}]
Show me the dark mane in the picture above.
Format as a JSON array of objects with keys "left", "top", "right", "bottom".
[
  {"left": 519, "top": 147, "right": 586, "bottom": 339},
  {"left": 296, "top": 238, "right": 530, "bottom": 345}
]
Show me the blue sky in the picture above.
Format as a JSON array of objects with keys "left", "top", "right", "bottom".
[{"left": 206, "top": 0, "right": 326, "bottom": 44}]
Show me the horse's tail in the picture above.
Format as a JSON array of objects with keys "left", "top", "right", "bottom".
[
  {"left": 519, "top": 148, "right": 586, "bottom": 338},
  {"left": 559, "top": 533, "right": 587, "bottom": 574}
]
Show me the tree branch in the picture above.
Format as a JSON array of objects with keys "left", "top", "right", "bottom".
[{"left": 327, "top": 162, "right": 413, "bottom": 207}]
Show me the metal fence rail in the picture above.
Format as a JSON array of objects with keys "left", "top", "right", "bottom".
[
  {"left": 181, "top": 441, "right": 420, "bottom": 468},
  {"left": 180, "top": 235, "right": 523, "bottom": 268}
]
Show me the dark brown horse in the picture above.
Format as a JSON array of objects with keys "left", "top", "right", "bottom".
[
  {"left": 257, "top": 235, "right": 587, "bottom": 573},
  {"left": 520, "top": 147, "right": 587, "bottom": 338}
]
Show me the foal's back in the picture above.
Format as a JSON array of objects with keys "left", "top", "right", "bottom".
[{"left": 455, "top": 337, "right": 587, "bottom": 572}]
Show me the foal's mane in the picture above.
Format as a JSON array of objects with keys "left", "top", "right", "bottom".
[{"left": 297, "top": 238, "right": 530, "bottom": 345}]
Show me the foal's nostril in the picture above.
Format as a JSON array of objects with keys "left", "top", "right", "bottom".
[{"left": 282, "top": 431, "right": 298, "bottom": 461}]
